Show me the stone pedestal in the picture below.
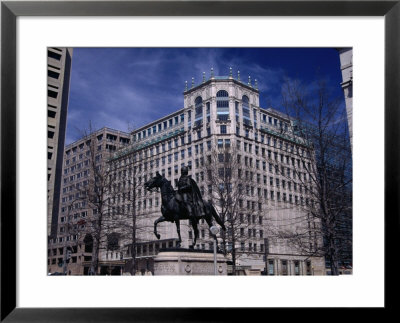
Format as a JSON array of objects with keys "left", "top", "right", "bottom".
[{"left": 153, "top": 248, "right": 227, "bottom": 275}]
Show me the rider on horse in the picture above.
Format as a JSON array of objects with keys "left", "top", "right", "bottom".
[
  {"left": 176, "top": 166, "right": 205, "bottom": 219},
  {"left": 144, "top": 170, "right": 226, "bottom": 247}
]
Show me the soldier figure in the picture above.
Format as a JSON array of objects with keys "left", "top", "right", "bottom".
[{"left": 177, "top": 166, "right": 205, "bottom": 219}]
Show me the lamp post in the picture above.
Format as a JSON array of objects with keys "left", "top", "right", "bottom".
[
  {"left": 210, "top": 226, "right": 219, "bottom": 275},
  {"left": 264, "top": 238, "right": 269, "bottom": 275}
]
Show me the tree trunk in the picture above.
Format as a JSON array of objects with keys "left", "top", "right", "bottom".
[{"left": 90, "top": 237, "right": 99, "bottom": 275}]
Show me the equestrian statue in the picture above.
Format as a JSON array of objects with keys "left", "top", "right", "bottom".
[{"left": 144, "top": 166, "right": 225, "bottom": 248}]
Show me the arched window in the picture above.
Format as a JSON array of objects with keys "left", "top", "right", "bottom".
[
  {"left": 216, "top": 90, "right": 229, "bottom": 121},
  {"left": 242, "top": 95, "right": 251, "bottom": 126},
  {"left": 194, "top": 96, "right": 203, "bottom": 127},
  {"left": 107, "top": 232, "right": 120, "bottom": 251},
  {"left": 83, "top": 234, "right": 93, "bottom": 253}
]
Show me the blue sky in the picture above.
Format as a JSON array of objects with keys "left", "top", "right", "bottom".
[{"left": 65, "top": 48, "right": 345, "bottom": 145}]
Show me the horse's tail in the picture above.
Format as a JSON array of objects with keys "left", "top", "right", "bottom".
[{"left": 209, "top": 203, "right": 226, "bottom": 231}]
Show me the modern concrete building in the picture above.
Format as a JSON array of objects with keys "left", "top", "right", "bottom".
[
  {"left": 102, "top": 70, "right": 325, "bottom": 275},
  {"left": 338, "top": 48, "right": 353, "bottom": 151},
  {"left": 47, "top": 127, "right": 130, "bottom": 275},
  {"left": 47, "top": 47, "right": 73, "bottom": 239}
]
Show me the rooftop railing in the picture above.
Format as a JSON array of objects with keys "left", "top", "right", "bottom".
[{"left": 259, "top": 125, "right": 310, "bottom": 147}]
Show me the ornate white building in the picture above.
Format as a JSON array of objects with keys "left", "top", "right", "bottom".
[{"left": 103, "top": 70, "right": 325, "bottom": 275}]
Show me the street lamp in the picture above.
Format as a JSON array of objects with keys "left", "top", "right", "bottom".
[{"left": 210, "top": 226, "right": 219, "bottom": 275}]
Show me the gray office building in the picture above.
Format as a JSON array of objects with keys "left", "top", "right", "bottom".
[{"left": 47, "top": 47, "right": 73, "bottom": 239}]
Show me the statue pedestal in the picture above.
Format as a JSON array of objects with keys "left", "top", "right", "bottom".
[{"left": 153, "top": 248, "right": 227, "bottom": 275}]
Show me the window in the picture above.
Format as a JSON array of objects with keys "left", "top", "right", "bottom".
[
  {"left": 216, "top": 90, "right": 229, "bottom": 121},
  {"left": 206, "top": 102, "right": 211, "bottom": 122},
  {"left": 194, "top": 96, "right": 203, "bottom": 126},
  {"left": 220, "top": 125, "right": 227, "bottom": 134},
  {"left": 242, "top": 95, "right": 251, "bottom": 126},
  {"left": 48, "top": 90, "right": 58, "bottom": 99},
  {"left": 306, "top": 260, "right": 312, "bottom": 275},
  {"left": 281, "top": 260, "right": 288, "bottom": 275},
  {"left": 187, "top": 111, "right": 192, "bottom": 127},
  {"left": 294, "top": 261, "right": 300, "bottom": 275},
  {"left": 48, "top": 50, "right": 61, "bottom": 60},
  {"left": 268, "top": 260, "right": 275, "bottom": 275},
  {"left": 48, "top": 70, "right": 60, "bottom": 79}
]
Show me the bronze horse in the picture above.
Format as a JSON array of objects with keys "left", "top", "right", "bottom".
[{"left": 144, "top": 172, "right": 225, "bottom": 248}]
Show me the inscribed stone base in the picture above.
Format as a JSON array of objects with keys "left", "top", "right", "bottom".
[{"left": 153, "top": 248, "right": 227, "bottom": 275}]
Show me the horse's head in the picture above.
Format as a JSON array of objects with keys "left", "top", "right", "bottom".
[{"left": 144, "top": 171, "right": 163, "bottom": 192}]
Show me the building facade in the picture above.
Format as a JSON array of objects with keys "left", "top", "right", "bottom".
[
  {"left": 103, "top": 71, "right": 325, "bottom": 275},
  {"left": 47, "top": 127, "right": 130, "bottom": 275},
  {"left": 338, "top": 48, "right": 353, "bottom": 151},
  {"left": 47, "top": 47, "right": 73, "bottom": 239}
]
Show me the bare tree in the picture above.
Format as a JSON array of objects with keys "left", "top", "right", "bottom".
[
  {"left": 268, "top": 77, "right": 353, "bottom": 275},
  {"left": 105, "top": 150, "right": 157, "bottom": 275},
  {"left": 203, "top": 142, "right": 263, "bottom": 275},
  {"left": 71, "top": 125, "right": 117, "bottom": 274},
  {"left": 64, "top": 124, "right": 149, "bottom": 275}
]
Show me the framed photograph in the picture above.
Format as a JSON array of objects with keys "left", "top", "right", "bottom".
[{"left": 1, "top": 0, "right": 398, "bottom": 321}]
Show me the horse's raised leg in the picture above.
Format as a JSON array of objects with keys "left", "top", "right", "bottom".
[
  {"left": 204, "top": 209, "right": 214, "bottom": 228},
  {"left": 154, "top": 216, "right": 166, "bottom": 240},
  {"left": 175, "top": 219, "right": 181, "bottom": 248}
]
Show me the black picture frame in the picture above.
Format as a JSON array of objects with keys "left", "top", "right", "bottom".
[{"left": 1, "top": 1, "right": 398, "bottom": 321}]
